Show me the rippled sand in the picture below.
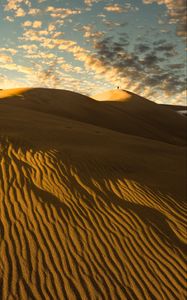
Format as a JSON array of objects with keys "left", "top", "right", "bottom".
[{"left": 0, "top": 88, "right": 186, "bottom": 300}]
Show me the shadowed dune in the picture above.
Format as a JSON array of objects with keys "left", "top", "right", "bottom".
[
  {"left": 0, "top": 88, "right": 186, "bottom": 145},
  {"left": 161, "top": 104, "right": 187, "bottom": 117},
  {"left": 0, "top": 88, "right": 186, "bottom": 300},
  {"left": 161, "top": 104, "right": 187, "bottom": 112}
]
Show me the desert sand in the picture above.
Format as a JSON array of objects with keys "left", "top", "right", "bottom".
[{"left": 0, "top": 88, "right": 186, "bottom": 300}]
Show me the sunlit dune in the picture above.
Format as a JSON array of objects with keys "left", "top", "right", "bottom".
[
  {"left": 0, "top": 87, "right": 32, "bottom": 99},
  {"left": 0, "top": 88, "right": 186, "bottom": 300},
  {"left": 93, "top": 89, "right": 133, "bottom": 101}
]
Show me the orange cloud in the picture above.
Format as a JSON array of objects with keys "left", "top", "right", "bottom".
[
  {"left": 0, "top": 53, "right": 13, "bottom": 63},
  {"left": 33, "top": 21, "right": 42, "bottom": 28}
]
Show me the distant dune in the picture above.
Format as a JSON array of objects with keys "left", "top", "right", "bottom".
[
  {"left": 0, "top": 88, "right": 186, "bottom": 300},
  {"left": 161, "top": 104, "right": 187, "bottom": 117}
]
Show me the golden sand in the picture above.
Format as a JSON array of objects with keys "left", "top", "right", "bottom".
[{"left": 0, "top": 88, "right": 186, "bottom": 300}]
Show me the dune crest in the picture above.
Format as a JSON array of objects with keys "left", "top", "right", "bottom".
[
  {"left": 0, "top": 88, "right": 186, "bottom": 300},
  {"left": 92, "top": 89, "right": 133, "bottom": 101}
]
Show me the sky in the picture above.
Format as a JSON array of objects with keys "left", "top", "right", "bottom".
[{"left": 0, "top": 0, "right": 186, "bottom": 104}]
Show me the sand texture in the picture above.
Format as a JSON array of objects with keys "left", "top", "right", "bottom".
[{"left": 0, "top": 88, "right": 186, "bottom": 300}]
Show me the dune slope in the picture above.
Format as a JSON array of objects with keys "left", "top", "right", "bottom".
[
  {"left": 1, "top": 88, "right": 186, "bottom": 145},
  {"left": 0, "top": 88, "right": 186, "bottom": 300}
]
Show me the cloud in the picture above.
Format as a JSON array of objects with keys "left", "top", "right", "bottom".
[
  {"left": 29, "top": 61, "right": 63, "bottom": 88},
  {"left": 0, "top": 74, "right": 27, "bottom": 89},
  {"left": 0, "top": 48, "right": 17, "bottom": 55},
  {"left": 80, "top": 25, "right": 104, "bottom": 40},
  {"left": 0, "top": 53, "right": 13, "bottom": 63},
  {"left": 104, "top": 3, "right": 139, "bottom": 13},
  {"left": 28, "top": 8, "right": 40, "bottom": 15},
  {"left": 5, "top": 16, "right": 14, "bottom": 22},
  {"left": 72, "top": 36, "right": 186, "bottom": 102},
  {"left": 27, "top": 52, "right": 56, "bottom": 59},
  {"left": 46, "top": 6, "right": 81, "bottom": 18},
  {"left": 61, "top": 63, "right": 83, "bottom": 74},
  {"left": 143, "top": 0, "right": 187, "bottom": 39},
  {"left": 104, "top": 4, "right": 125, "bottom": 13},
  {"left": 33, "top": 21, "right": 42, "bottom": 28},
  {"left": 20, "top": 29, "right": 44, "bottom": 41},
  {"left": 5, "top": 0, "right": 30, "bottom": 11},
  {"left": 84, "top": 0, "right": 103, "bottom": 7},
  {"left": 96, "top": 14, "right": 126, "bottom": 28},
  {"left": 4, "top": 0, "right": 31, "bottom": 18},
  {"left": 15, "top": 7, "right": 26, "bottom": 17},
  {"left": 22, "top": 20, "right": 42, "bottom": 28},
  {"left": 2, "top": 0, "right": 185, "bottom": 103},
  {"left": 0, "top": 63, "right": 32, "bottom": 74},
  {"left": 58, "top": 40, "right": 77, "bottom": 51},
  {"left": 48, "top": 24, "right": 56, "bottom": 32},
  {"left": 22, "top": 20, "right": 32, "bottom": 27},
  {"left": 153, "top": 41, "right": 177, "bottom": 56},
  {"left": 20, "top": 29, "right": 56, "bottom": 45},
  {"left": 52, "top": 32, "right": 62, "bottom": 39},
  {"left": 134, "top": 44, "right": 150, "bottom": 53},
  {"left": 58, "top": 40, "right": 90, "bottom": 62},
  {"left": 18, "top": 44, "right": 38, "bottom": 54}
]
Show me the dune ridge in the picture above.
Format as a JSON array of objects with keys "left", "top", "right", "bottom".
[
  {"left": 0, "top": 88, "right": 186, "bottom": 300},
  {"left": 0, "top": 88, "right": 186, "bottom": 145}
]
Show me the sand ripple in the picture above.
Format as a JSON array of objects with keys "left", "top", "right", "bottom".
[{"left": 0, "top": 143, "right": 186, "bottom": 300}]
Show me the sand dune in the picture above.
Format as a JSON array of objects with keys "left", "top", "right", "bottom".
[
  {"left": 0, "top": 88, "right": 186, "bottom": 300},
  {"left": 161, "top": 104, "right": 187, "bottom": 117},
  {"left": 0, "top": 88, "right": 186, "bottom": 145}
]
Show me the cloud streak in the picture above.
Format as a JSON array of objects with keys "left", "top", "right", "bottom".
[{"left": 104, "top": 3, "right": 138, "bottom": 13}]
